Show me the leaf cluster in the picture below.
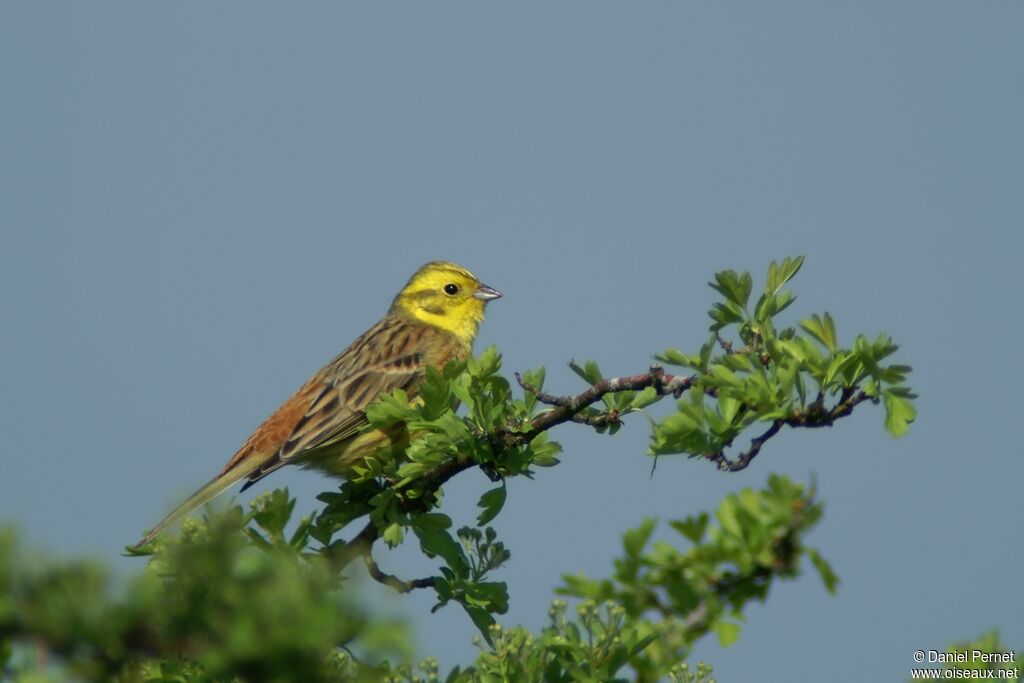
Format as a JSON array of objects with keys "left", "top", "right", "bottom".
[
  {"left": 565, "top": 361, "right": 661, "bottom": 436},
  {"left": 653, "top": 257, "right": 916, "bottom": 464},
  {"left": 558, "top": 474, "right": 833, "bottom": 681},
  {"left": 1, "top": 495, "right": 409, "bottom": 683},
  {"left": 2, "top": 473, "right": 829, "bottom": 682}
]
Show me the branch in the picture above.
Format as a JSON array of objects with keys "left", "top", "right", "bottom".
[
  {"left": 786, "top": 387, "right": 872, "bottom": 427},
  {"left": 707, "top": 388, "right": 875, "bottom": 471},
  {"left": 327, "top": 520, "right": 438, "bottom": 593},
  {"left": 361, "top": 550, "right": 437, "bottom": 593},
  {"left": 569, "top": 411, "right": 621, "bottom": 429},
  {"left": 327, "top": 520, "right": 378, "bottom": 572},
  {"left": 707, "top": 420, "right": 784, "bottom": 472},
  {"left": 715, "top": 333, "right": 734, "bottom": 355},
  {"left": 516, "top": 365, "right": 696, "bottom": 440}
]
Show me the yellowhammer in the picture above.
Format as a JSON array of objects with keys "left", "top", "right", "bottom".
[{"left": 135, "top": 261, "right": 501, "bottom": 547}]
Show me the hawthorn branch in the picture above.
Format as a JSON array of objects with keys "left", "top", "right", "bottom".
[
  {"left": 515, "top": 374, "right": 575, "bottom": 406},
  {"left": 707, "top": 388, "right": 875, "bottom": 471},
  {"left": 708, "top": 420, "right": 784, "bottom": 472},
  {"left": 329, "top": 521, "right": 437, "bottom": 594},
  {"left": 328, "top": 520, "right": 378, "bottom": 572},
  {"left": 569, "top": 411, "right": 621, "bottom": 429},
  {"left": 716, "top": 333, "right": 734, "bottom": 354},
  {"left": 361, "top": 551, "right": 437, "bottom": 593},
  {"left": 516, "top": 365, "right": 696, "bottom": 440}
]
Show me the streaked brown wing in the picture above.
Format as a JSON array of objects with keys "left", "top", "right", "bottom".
[
  {"left": 221, "top": 315, "right": 462, "bottom": 488},
  {"left": 217, "top": 376, "right": 328, "bottom": 477},
  {"left": 276, "top": 315, "right": 442, "bottom": 461},
  {"left": 277, "top": 363, "right": 423, "bottom": 461}
]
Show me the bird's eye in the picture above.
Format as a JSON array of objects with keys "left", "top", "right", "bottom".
[{"left": 444, "top": 283, "right": 459, "bottom": 296}]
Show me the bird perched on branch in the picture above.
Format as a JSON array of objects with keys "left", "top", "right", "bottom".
[{"left": 135, "top": 261, "right": 501, "bottom": 547}]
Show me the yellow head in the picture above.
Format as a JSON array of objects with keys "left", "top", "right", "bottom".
[{"left": 390, "top": 261, "right": 502, "bottom": 344}]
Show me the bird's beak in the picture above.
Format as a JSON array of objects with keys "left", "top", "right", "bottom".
[{"left": 473, "top": 283, "right": 503, "bottom": 301}]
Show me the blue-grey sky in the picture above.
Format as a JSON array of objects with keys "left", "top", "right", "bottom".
[{"left": 2, "top": 3, "right": 1021, "bottom": 681}]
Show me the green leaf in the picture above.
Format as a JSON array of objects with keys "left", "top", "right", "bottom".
[
  {"left": 630, "top": 386, "right": 660, "bottom": 410},
  {"left": 800, "top": 313, "right": 838, "bottom": 352},
  {"left": 468, "top": 345, "right": 502, "bottom": 377},
  {"left": 519, "top": 367, "right": 546, "bottom": 412},
  {"left": 699, "top": 336, "right": 715, "bottom": 369},
  {"left": 806, "top": 548, "right": 840, "bottom": 594},
  {"left": 470, "top": 581, "right": 509, "bottom": 614},
  {"left": 716, "top": 497, "right": 742, "bottom": 540},
  {"left": 713, "top": 620, "right": 742, "bottom": 647},
  {"left": 416, "top": 512, "right": 453, "bottom": 530},
  {"left": 413, "top": 525, "right": 469, "bottom": 575},
  {"left": 717, "top": 393, "right": 741, "bottom": 424},
  {"left": 878, "top": 363, "right": 913, "bottom": 385},
  {"left": 462, "top": 605, "right": 497, "bottom": 642},
  {"left": 628, "top": 632, "right": 660, "bottom": 658},
  {"left": 765, "top": 256, "right": 804, "bottom": 297},
  {"left": 418, "top": 365, "right": 454, "bottom": 418},
  {"left": 622, "top": 518, "right": 656, "bottom": 558},
  {"left": 709, "top": 364, "right": 744, "bottom": 389},
  {"left": 669, "top": 512, "right": 709, "bottom": 544},
  {"left": 654, "top": 347, "right": 694, "bottom": 368},
  {"left": 476, "top": 483, "right": 507, "bottom": 526},
  {"left": 708, "top": 300, "right": 746, "bottom": 331},
  {"left": 529, "top": 432, "right": 562, "bottom": 467},
  {"left": 520, "top": 366, "right": 545, "bottom": 390},
  {"left": 364, "top": 389, "right": 413, "bottom": 427},
  {"left": 382, "top": 522, "right": 405, "bottom": 548},
  {"left": 709, "top": 269, "right": 753, "bottom": 308},
  {"left": 569, "top": 359, "right": 603, "bottom": 385},
  {"left": 771, "top": 288, "right": 797, "bottom": 316},
  {"left": 883, "top": 389, "right": 917, "bottom": 436},
  {"left": 250, "top": 488, "right": 295, "bottom": 540}
]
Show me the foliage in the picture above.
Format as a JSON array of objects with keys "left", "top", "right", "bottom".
[
  {"left": 558, "top": 474, "right": 834, "bottom": 679},
  {"left": 653, "top": 256, "right": 916, "bottom": 465},
  {"left": 1, "top": 475, "right": 827, "bottom": 681},
  {"left": 0, "top": 502, "right": 409, "bottom": 683},
  {"left": 0, "top": 258, "right": 921, "bottom": 681}
]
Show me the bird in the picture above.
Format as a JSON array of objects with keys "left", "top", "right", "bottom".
[{"left": 134, "top": 261, "right": 501, "bottom": 548}]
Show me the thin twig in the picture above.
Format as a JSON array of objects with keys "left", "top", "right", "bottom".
[
  {"left": 328, "top": 520, "right": 378, "bottom": 572},
  {"left": 515, "top": 372, "right": 573, "bottom": 406},
  {"left": 568, "top": 411, "right": 620, "bottom": 429},
  {"left": 705, "top": 389, "right": 875, "bottom": 471},
  {"left": 516, "top": 367, "right": 696, "bottom": 441},
  {"left": 361, "top": 550, "right": 436, "bottom": 593},
  {"left": 708, "top": 420, "right": 784, "bottom": 471},
  {"left": 716, "top": 333, "right": 734, "bottom": 354}
]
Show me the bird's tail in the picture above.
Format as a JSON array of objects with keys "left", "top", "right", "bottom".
[{"left": 133, "top": 459, "right": 261, "bottom": 549}]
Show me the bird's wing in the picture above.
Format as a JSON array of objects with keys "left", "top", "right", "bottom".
[
  {"left": 276, "top": 355, "right": 426, "bottom": 461},
  {"left": 242, "top": 317, "right": 445, "bottom": 480},
  {"left": 236, "top": 357, "right": 427, "bottom": 491}
]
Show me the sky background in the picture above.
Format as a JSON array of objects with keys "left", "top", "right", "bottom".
[{"left": 2, "top": 3, "right": 1022, "bottom": 681}]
